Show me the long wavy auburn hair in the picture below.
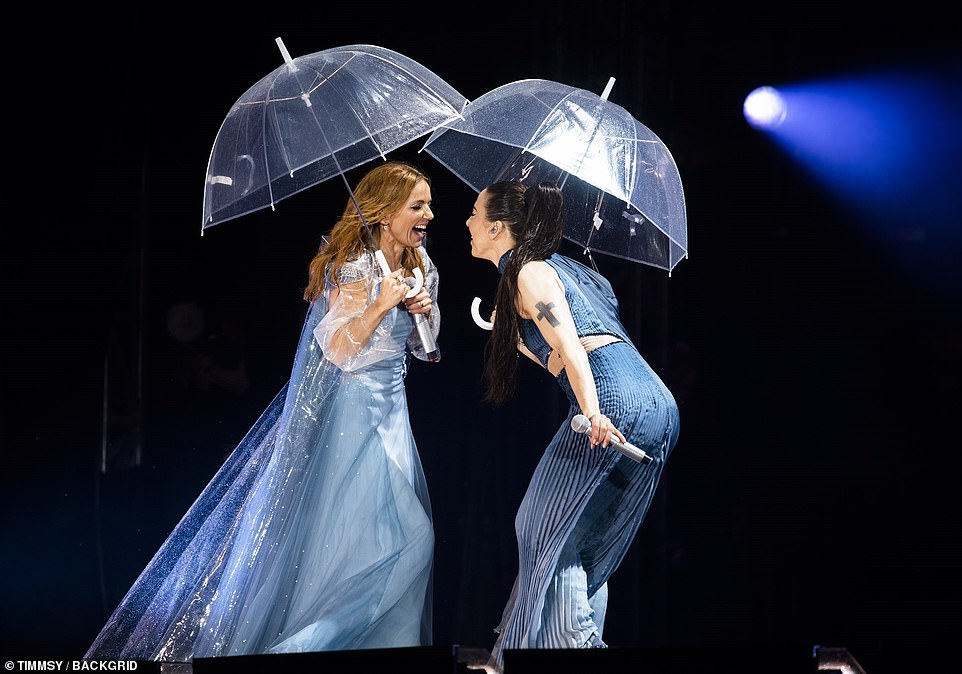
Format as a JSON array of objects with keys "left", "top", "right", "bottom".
[{"left": 303, "top": 161, "right": 431, "bottom": 302}]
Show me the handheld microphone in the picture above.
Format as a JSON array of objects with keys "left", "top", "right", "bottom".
[
  {"left": 404, "top": 277, "right": 440, "bottom": 362},
  {"left": 570, "top": 414, "right": 652, "bottom": 464}
]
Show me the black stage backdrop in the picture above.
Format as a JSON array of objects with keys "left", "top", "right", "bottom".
[{"left": 5, "top": 3, "right": 960, "bottom": 672}]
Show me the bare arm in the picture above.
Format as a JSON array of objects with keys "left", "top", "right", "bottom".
[{"left": 516, "top": 261, "right": 625, "bottom": 449}]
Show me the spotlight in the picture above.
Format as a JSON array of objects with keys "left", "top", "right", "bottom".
[{"left": 743, "top": 86, "right": 787, "bottom": 129}]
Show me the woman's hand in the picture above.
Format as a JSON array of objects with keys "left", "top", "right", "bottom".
[
  {"left": 377, "top": 269, "right": 412, "bottom": 311},
  {"left": 404, "top": 287, "right": 433, "bottom": 315},
  {"left": 587, "top": 412, "right": 627, "bottom": 449}
]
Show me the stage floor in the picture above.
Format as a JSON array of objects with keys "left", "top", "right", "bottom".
[{"left": 113, "top": 644, "right": 874, "bottom": 674}]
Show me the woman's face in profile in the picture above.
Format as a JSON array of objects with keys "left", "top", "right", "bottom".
[{"left": 466, "top": 188, "right": 494, "bottom": 260}]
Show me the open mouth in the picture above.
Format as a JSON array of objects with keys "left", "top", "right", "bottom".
[{"left": 413, "top": 225, "right": 428, "bottom": 236}]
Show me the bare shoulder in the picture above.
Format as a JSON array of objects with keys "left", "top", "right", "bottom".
[
  {"left": 517, "top": 260, "right": 563, "bottom": 295},
  {"left": 517, "top": 259, "right": 555, "bottom": 283}
]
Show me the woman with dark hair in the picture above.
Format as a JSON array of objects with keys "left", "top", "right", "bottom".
[
  {"left": 465, "top": 180, "right": 679, "bottom": 673},
  {"left": 86, "top": 161, "right": 440, "bottom": 662}
]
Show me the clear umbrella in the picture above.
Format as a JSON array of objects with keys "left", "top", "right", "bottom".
[
  {"left": 201, "top": 40, "right": 467, "bottom": 353},
  {"left": 421, "top": 77, "right": 687, "bottom": 274},
  {"left": 203, "top": 39, "right": 468, "bottom": 240}
]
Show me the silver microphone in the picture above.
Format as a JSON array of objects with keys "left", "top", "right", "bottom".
[
  {"left": 404, "top": 277, "right": 440, "bottom": 362},
  {"left": 570, "top": 414, "right": 652, "bottom": 464}
]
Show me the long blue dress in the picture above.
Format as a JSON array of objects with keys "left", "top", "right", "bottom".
[
  {"left": 85, "top": 247, "right": 439, "bottom": 661},
  {"left": 486, "top": 252, "right": 680, "bottom": 672}
]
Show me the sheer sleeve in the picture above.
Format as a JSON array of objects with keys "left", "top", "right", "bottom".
[
  {"left": 406, "top": 247, "right": 441, "bottom": 362},
  {"left": 312, "top": 252, "right": 407, "bottom": 371}
]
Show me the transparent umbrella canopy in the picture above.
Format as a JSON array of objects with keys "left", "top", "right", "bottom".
[
  {"left": 201, "top": 39, "right": 465, "bottom": 356},
  {"left": 202, "top": 39, "right": 468, "bottom": 234},
  {"left": 421, "top": 77, "right": 687, "bottom": 274}
]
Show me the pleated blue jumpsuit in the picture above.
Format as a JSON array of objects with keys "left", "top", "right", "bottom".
[{"left": 486, "top": 253, "right": 680, "bottom": 672}]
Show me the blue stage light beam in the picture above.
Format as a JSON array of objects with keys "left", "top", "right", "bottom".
[{"left": 744, "top": 63, "right": 962, "bottom": 292}]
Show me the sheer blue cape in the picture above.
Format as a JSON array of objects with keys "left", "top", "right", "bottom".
[{"left": 86, "top": 249, "right": 436, "bottom": 661}]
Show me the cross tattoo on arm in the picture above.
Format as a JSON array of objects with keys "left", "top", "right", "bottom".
[{"left": 535, "top": 301, "right": 560, "bottom": 327}]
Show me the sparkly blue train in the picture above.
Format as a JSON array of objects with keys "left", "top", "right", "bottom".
[{"left": 85, "top": 249, "right": 437, "bottom": 661}]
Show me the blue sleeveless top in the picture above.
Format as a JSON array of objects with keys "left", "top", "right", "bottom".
[{"left": 499, "top": 251, "right": 634, "bottom": 369}]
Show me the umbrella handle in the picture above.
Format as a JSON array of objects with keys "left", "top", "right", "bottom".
[
  {"left": 405, "top": 267, "right": 424, "bottom": 298},
  {"left": 470, "top": 297, "right": 494, "bottom": 331},
  {"left": 375, "top": 249, "right": 424, "bottom": 298},
  {"left": 374, "top": 250, "right": 392, "bottom": 276}
]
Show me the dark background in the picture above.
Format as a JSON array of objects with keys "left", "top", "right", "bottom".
[{"left": 4, "top": 3, "right": 960, "bottom": 672}]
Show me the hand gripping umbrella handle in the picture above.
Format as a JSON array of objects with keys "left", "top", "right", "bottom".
[
  {"left": 405, "top": 267, "right": 424, "bottom": 298},
  {"left": 376, "top": 249, "right": 437, "bottom": 359},
  {"left": 375, "top": 249, "right": 424, "bottom": 297},
  {"left": 471, "top": 297, "right": 494, "bottom": 330}
]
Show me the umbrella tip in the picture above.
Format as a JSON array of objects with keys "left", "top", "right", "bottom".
[
  {"left": 601, "top": 77, "right": 616, "bottom": 101},
  {"left": 275, "top": 37, "right": 297, "bottom": 69}
]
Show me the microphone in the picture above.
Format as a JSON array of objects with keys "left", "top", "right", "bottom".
[
  {"left": 404, "top": 277, "right": 441, "bottom": 362},
  {"left": 570, "top": 414, "right": 652, "bottom": 464}
]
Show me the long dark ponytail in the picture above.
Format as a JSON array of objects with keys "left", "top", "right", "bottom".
[{"left": 482, "top": 181, "right": 565, "bottom": 405}]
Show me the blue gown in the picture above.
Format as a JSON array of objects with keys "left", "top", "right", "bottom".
[
  {"left": 486, "top": 253, "right": 679, "bottom": 671},
  {"left": 85, "top": 248, "right": 439, "bottom": 661}
]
